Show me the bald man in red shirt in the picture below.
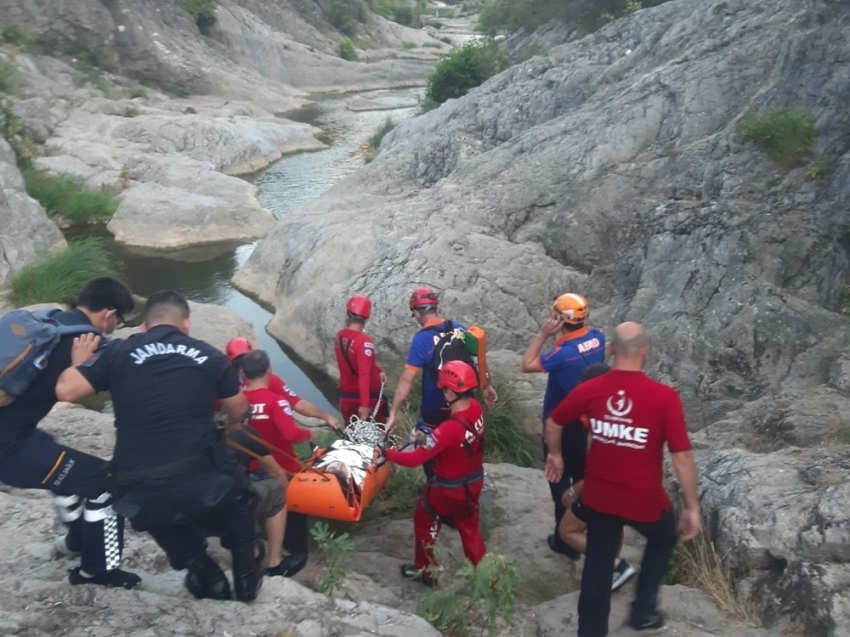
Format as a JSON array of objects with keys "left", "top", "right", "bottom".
[{"left": 544, "top": 322, "right": 700, "bottom": 637}]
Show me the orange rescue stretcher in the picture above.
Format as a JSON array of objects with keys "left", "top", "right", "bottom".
[{"left": 286, "top": 440, "right": 393, "bottom": 522}]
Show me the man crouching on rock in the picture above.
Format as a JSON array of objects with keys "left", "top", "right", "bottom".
[
  {"left": 385, "top": 361, "right": 487, "bottom": 587},
  {"left": 56, "top": 290, "right": 266, "bottom": 602}
]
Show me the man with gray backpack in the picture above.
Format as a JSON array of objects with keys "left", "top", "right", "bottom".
[{"left": 0, "top": 277, "right": 140, "bottom": 589}]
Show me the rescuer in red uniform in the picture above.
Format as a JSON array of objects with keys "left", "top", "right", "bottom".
[
  {"left": 385, "top": 360, "right": 487, "bottom": 586},
  {"left": 334, "top": 295, "right": 389, "bottom": 425}
]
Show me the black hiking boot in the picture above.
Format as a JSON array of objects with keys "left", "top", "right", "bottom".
[
  {"left": 547, "top": 533, "right": 581, "bottom": 560},
  {"left": 233, "top": 540, "right": 266, "bottom": 602},
  {"left": 185, "top": 554, "right": 231, "bottom": 601},
  {"left": 628, "top": 610, "right": 665, "bottom": 632},
  {"left": 69, "top": 567, "right": 141, "bottom": 590},
  {"left": 400, "top": 563, "right": 437, "bottom": 588}
]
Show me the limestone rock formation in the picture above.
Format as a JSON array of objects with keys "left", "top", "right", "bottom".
[
  {"left": 0, "top": 138, "right": 65, "bottom": 287},
  {"left": 0, "top": 0, "right": 436, "bottom": 104},
  {"left": 236, "top": 0, "right": 850, "bottom": 432},
  {"left": 10, "top": 56, "right": 324, "bottom": 251},
  {"left": 698, "top": 447, "right": 850, "bottom": 635}
]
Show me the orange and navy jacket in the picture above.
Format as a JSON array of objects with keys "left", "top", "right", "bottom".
[{"left": 539, "top": 327, "right": 605, "bottom": 421}]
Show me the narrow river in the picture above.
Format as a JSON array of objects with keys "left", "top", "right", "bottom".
[{"left": 82, "top": 88, "right": 422, "bottom": 413}]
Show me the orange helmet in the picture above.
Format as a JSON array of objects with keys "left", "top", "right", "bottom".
[
  {"left": 225, "top": 337, "right": 253, "bottom": 361},
  {"left": 346, "top": 294, "right": 371, "bottom": 319},
  {"left": 551, "top": 293, "right": 589, "bottom": 325},
  {"left": 437, "top": 360, "right": 478, "bottom": 393},
  {"left": 409, "top": 287, "right": 439, "bottom": 310}
]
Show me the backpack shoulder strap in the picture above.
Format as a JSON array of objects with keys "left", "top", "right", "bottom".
[
  {"left": 31, "top": 308, "right": 100, "bottom": 338},
  {"left": 452, "top": 412, "right": 483, "bottom": 457}
]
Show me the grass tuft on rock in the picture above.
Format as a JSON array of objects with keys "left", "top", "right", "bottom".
[
  {"left": 23, "top": 170, "right": 120, "bottom": 225},
  {"left": 178, "top": 0, "right": 218, "bottom": 30},
  {"left": 10, "top": 238, "right": 123, "bottom": 307},
  {"left": 363, "top": 117, "right": 395, "bottom": 163},
  {"left": 483, "top": 375, "right": 538, "bottom": 467},
  {"left": 738, "top": 109, "right": 815, "bottom": 169},
  {"left": 0, "top": 59, "right": 18, "bottom": 93}
]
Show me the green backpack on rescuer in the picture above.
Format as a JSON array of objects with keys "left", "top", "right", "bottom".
[{"left": 0, "top": 309, "right": 98, "bottom": 406}]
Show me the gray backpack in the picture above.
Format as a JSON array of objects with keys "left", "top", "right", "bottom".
[{"left": 0, "top": 309, "right": 98, "bottom": 406}]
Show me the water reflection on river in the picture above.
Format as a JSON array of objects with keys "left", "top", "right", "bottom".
[{"left": 78, "top": 88, "right": 422, "bottom": 412}]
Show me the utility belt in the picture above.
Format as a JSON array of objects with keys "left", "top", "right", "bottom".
[
  {"left": 430, "top": 469, "right": 484, "bottom": 490},
  {"left": 108, "top": 436, "right": 229, "bottom": 489},
  {"left": 339, "top": 390, "right": 383, "bottom": 400}
]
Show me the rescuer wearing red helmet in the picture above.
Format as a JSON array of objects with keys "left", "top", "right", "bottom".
[
  {"left": 520, "top": 293, "right": 606, "bottom": 557},
  {"left": 334, "top": 295, "right": 389, "bottom": 425},
  {"left": 385, "top": 287, "right": 497, "bottom": 446},
  {"left": 224, "top": 336, "right": 339, "bottom": 578},
  {"left": 385, "top": 360, "right": 487, "bottom": 586}
]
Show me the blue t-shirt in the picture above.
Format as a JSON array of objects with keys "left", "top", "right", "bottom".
[
  {"left": 406, "top": 319, "right": 467, "bottom": 424},
  {"left": 540, "top": 327, "right": 606, "bottom": 421}
]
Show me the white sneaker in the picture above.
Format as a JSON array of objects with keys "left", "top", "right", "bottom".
[
  {"left": 55, "top": 534, "right": 81, "bottom": 557},
  {"left": 612, "top": 558, "right": 636, "bottom": 591}
]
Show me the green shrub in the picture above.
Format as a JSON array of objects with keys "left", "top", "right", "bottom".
[
  {"left": 425, "top": 41, "right": 509, "bottom": 106},
  {"left": 10, "top": 239, "right": 123, "bottom": 307},
  {"left": 328, "top": 0, "right": 369, "bottom": 36},
  {"left": 128, "top": 87, "right": 148, "bottom": 99},
  {"left": 483, "top": 375, "right": 537, "bottom": 467},
  {"left": 0, "top": 59, "right": 18, "bottom": 93},
  {"left": 310, "top": 521, "right": 354, "bottom": 596},
  {"left": 1, "top": 97, "right": 35, "bottom": 169},
  {"left": 393, "top": 5, "right": 414, "bottom": 25},
  {"left": 422, "top": 42, "right": 443, "bottom": 48},
  {"left": 177, "top": 0, "right": 218, "bottom": 30},
  {"left": 416, "top": 554, "right": 520, "bottom": 636},
  {"left": 477, "top": 0, "right": 670, "bottom": 36},
  {"left": 440, "top": 36, "right": 453, "bottom": 44},
  {"left": 738, "top": 109, "right": 815, "bottom": 169},
  {"left": 364, "top": 117, "right": 395, "bottom": 162},
  {"left": 23, "top": 170, "right": 120, "bottom": 225},
  {"left": 424, "top": 19, "right": 444, "bottom": 28},
  {"left": 339, "top": 36, "right": 358, "bottom": 61},
  {"left": 402, "top": 41, "right": 417, "bottom": 51},
  {"left": 0, "top": 24, "right": 35, "bottom": 50}
]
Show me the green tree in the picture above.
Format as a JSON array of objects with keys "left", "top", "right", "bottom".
[{"left": 425, "top": 41, "right": 509, "bottom": 106}]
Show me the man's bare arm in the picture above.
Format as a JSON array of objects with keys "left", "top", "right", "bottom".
[
  {"left": 55, "top": 368, "right": 97, "bottom": 403},
  {"left": 221, "top": 393, "right": 250, "bottom": 432}
]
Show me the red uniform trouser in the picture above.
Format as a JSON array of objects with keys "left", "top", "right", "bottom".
[
  {"left": 414, "top": 481, "right": 486, "bottom": 570},
  {"left": 340, "top": 396, "right": 389, "bottom": 426}
]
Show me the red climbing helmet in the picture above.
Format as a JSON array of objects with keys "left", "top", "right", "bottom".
[
  {"left": 225, "top": 337, "right": 253, "bottom": 361},
  {"left": 409, "top": 287, "right": 439, "bottom": 310},
  {"left": 437, "top": 361, "right": 478, "bottom": 393},
  {"left": 346, "top": 295, "right": 372, "bottom": 319}
]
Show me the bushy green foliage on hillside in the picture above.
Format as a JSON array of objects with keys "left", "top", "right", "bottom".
[
  {"left": 23, "top": 170, "right": 120, "bottom": 225},
  {"left": 425, "top": 41, "right": 509, "bottom": 106},
  {"left": 329, "top": 0, "right": 370, "bottom": 36},
  {"left": 178, "top": 0, "right": 218, "bottom": 30},
  {"left": 738, "top": 109, "right": 815, "bottom": 169},
  {"left": 339, "top": 36, "right": 358, "bottom": 61},
  {"left": 478, "top": 0, "right": 669, "bottom": 36}
]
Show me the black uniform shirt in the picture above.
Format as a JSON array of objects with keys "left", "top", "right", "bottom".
[
  {"left": 77, "top": 324, "right": 240, "bottom": 471},
  {"left": 0, "top": 309, "right": 97, "bottom": 454}
]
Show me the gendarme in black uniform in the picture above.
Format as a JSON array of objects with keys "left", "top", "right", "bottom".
[{"left": 76, "top": 324, "right": 262, "bottom": 601}]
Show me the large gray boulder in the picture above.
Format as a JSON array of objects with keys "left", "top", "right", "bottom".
[
  {"left": 0, "top": 137, "right": 65, "bottom": 288},
  {"left": 698, "top": 447, "right": 850, "bottom": 635},
  {"left": 235, "top": 0, "right": 850, "bottom": 431}
]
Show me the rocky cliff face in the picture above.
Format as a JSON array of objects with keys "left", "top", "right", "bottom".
[
  {"left": 0, "top": 0, "right": 437, "bottom": 104},
  {"left": 0, "top": 137, "right": 65, "bottom": 287},
  {"left": 236, "top": 0, "right": 850, "bottom": 428}
]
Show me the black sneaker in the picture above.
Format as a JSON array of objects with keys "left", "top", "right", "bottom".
[
  {"left": 612, "top": 558, "right": 636, "bottom": 591},
  {"left": 68, "top": 567, "right": 141, "bottom": 590},
  {"left": 547, "top": 533, "right": 581, "bottom": 560},
  {"left": 628, "top": 611, "right": 665, "bottom": 631},
  {"left": 400, "top": 563, "right": 437, "bottom": 588},
  {"left": 279, "top": 552, "right": 308, "bottom": 578},
  {"left": 185, "top": 554, "right": 231, "bottom": 601}
]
